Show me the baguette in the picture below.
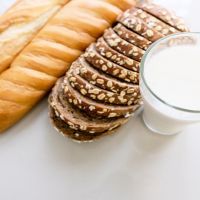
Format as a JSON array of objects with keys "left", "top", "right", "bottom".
[
  {"left": 0, "top": 0, "right": 136, "bottom": 133},
  {"left": 0, "top": 0, "right": 69, "bottom": 73}
]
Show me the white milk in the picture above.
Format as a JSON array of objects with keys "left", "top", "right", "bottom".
[
  {"left": 141, "top": 45, "right": 200, "bottom": 135},
  {"left": 145, "top": 45, "right": 200, "bottom": 111}
]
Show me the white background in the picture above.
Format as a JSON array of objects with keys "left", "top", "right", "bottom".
[{"left": 0, "top": 0, "right": 200, "bottom": 200}]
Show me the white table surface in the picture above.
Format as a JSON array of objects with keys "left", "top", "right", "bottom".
[{"left": 0, "top": 1, "right": 200, "bottom": 200}]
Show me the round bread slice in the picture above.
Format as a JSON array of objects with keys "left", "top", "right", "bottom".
[
  {"left": 49, "top": 79, "right": 129, "bottom": 134},
  {"left": 63, "top": 78, "right": 139, "bottom": 118},
  {"left": 113, "top": 23, "right": 151, "bottom": 50},
  {"left": 126, "top": 8, "right": 178, "bottom": 36},
  {"left": 76, "top": 57, "right": 139, "bottom": 95},
  {"left": 103, "top": 28, "right": 145, "bottom": 62},
  {"left": 96, "top": 37, "right": 140, "bottom": 72},
  {"left": 137, "top": 2, "right": 189, "bottom": 32},
  {"left": 50, "top": 106, "right": 102, "bottom": 142},
  {"left": 85, "top": 44, "right": 139, "bottom": 84},
  {"left": 118, "top": 14, "right": 164, "bottom": 42},
  {"left": 67, "top": 66, "right": 140, "bottom": 105},
  {"left": 50, "top": 106, "right": 120, "bottom": 142}
]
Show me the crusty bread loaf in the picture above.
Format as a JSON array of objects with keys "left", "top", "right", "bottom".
[
  {"left": 0, "top": 0, "right": 70, "bottom": 73},
  {"left": 49, "top": 2, "right": 189, "bottom": 142},
  {"left": 0, "top": 0, "right": 136, "bottom": 133}
]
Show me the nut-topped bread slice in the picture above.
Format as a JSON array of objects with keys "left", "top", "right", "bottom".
[
  {"left": 104, "top": 28, "right": 145, "bottom": 61},
  {"left": 67, "top": 66, "right": 140, "bottom": 105},
  {"left": 85, "top": 44, "right": 139, "bottom": 84},
  {"left": 96, "top": 37, "right": 140, "bottom": 72},
  {"left": 50, "top": 107, "right": 117, "bottom": 142},
  {"left": 62, "top": 78, "right": 139, "bottom": 118},
  {"left": 76, "top": 57, "right": 140, "bottom": 95},
  {"left": 118, "top": 14, "right": 164, "bottom": 42},
  {"left": 125, "top": 8, "right": 178, "bottom": 36},
  {"left": 113, "top": 23, "right": 151, "bottom": 50},
  {"left": 137, "top": 2, "right": 189, "bottom": 32},
  {"left": 50, "top": 106, "right": 126, "bottom": 142}
]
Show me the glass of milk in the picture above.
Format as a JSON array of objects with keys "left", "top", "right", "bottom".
[{"left": 140, "top": 32, "right": 200, "bottom": 135}]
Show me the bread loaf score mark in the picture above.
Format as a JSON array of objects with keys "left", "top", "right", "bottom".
[
  {"left": 0, "top": 0, "right": 70, "bottom": 73},
  {"left": 0, "top": 0, "right": 136, "bottom": 133},
  {"left": 50, "top": 2, "right": 189, "bottom": 142}
]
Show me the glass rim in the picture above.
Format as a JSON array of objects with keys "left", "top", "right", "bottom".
[{"left": 140, "top": 32, "right": 200, "bottom": 114}]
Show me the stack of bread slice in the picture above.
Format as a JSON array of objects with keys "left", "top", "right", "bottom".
[{"left": 49, "top": 2, "right": 189, "bottom": 142}]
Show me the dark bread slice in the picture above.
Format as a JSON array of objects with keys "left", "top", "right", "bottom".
[
  {"left": 67, "top": 65, "right": 140, "bottom": 105},
  {"left": 50, "top": 106, "right": 102, "bottom": 142},
  {"left": 76, "top": 57, "right": 139, "bottom": 95},
  {"left": 96, "top": 37, "right": 140, "bottom": 72},
  {"left": 126, "top": 8, "right": 178, "bottom": 35},
  {"left": 118, "top": 14, "right": 164, "bottom": 42},
  {"left": 113, "top": 23, "right": 151, "bottom": 50},
  {"left": 103, "top": 28, "right": 145, "bottom": 62},
  {"left": 137, "top": 2, "right": 189, "bottom": 32},
  {"left": 85, "top": 44, "right": 139, "bottom": 84},
  {"left": 49, "top": 79, "right": 128, "bottom": 133},
  {"left": 63, "top": 77, "right": 139, "bottom": 118},
  {"left": 50, "top": 106, "right": 119, "bottom": 142}
]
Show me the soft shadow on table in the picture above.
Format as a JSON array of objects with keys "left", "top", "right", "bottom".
[{"left": 45, "top": 109, "right": 177, "bottom": 166}]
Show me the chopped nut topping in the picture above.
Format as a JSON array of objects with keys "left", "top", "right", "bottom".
[
  {"left": 73, "top": 99, "right": 78, "bottom": 105},
  {"left": 112, "top": 55, "right": 117, "bottom": 60},
  {"left": 64, "top": 87, "right": 68, "bottom": 93},
  {"left": 106, "top": 52, "right": 112, "bottom": 58},
  {"left": 113, "top": 69, "right": 120, "bottom": 75},
  {"left": 92, "top": 74, "right": 97, "bottom": 80},
  {"left": 69, "top": 77, "right": 76, "bottom": 82},
  {"left": 128, "top": 100, "right": 133, "bottom": 106},
  {"left": 97, "top": 79, "right": 104, "bottom": 84},
  {"left": 98, "top": 94, "right": 106, "bottom": 100},
  {"left": 146, "top": 30, "right": 154, "bottom": 37},
  {"left": 89, "top": 106, "right": 95, "bottom": 111},
  {"left": 102, "top": 65, "right": 108, "bottom": 71},
  {"left": 162, "top": 29, "right": 169, "bottom": 35},
  {"left": 99, "top": 60, "right": 104, "bottom": 65},
  {"left": 156, "top": 25, "right": 162, "bottom": 31},
  {"left": 108, "top": 113, "right": 117, "bottom": 118},
  {"left": 126, "top": 59, "right": 134, "bottom": 66},
  {"left": 107, "top": 62, "right": 113, "bottom": 68},
  {"left": 136, "top": 24, "right": 142, "bottom": 32},
  {"left": 109, "top": 97, "right": 115, "bottom": 103},
  {"left": 107, "top": 81, "right": 113, "bottom": 88},
  {"left": 89, "top": 89, "right": 100, "bottom": 95},
  {"left": 80, "top": 89, "right": 87, "bottom": 95}
]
